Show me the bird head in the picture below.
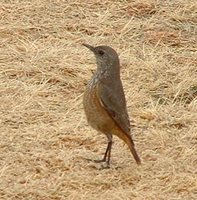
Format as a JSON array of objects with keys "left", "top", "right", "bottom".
[{"left": 83, "top": 44, "right": 120, "bottom": 74}]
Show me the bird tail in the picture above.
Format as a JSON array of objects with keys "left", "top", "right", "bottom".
[
  {"left": 118, "top": 131, "right": 141, "bottom": 165},
  {"left": 127, "top": 139, "right": 141, "bottom": 165}
]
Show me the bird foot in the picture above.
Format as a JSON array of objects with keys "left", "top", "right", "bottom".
[
  {"left": 95, "top": 159, "right": 110, "bottom": 169},
  {"left": 94, "top": 158, "right": 107, "bottom": 163},
  {"left": 85, "top": 158, "right": 110, "bottom": 169}
]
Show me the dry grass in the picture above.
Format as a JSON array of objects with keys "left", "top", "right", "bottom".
[{"left": 0, "top": 0, "right": 197, "bottom": 199}]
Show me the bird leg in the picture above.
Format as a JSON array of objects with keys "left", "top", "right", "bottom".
[{"left": 94, "top": 134, "right": 113, "bottom": 166}]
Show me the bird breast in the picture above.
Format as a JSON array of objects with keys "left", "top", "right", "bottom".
[{"left": 83, "top": 84, "right": 114, "bottom": 134}]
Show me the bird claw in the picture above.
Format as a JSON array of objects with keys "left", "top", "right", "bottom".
[
  {"left": 94, "top": 158, "right": 106, "bottom": 163},
  {"left": 85, "top": 158, "right": 110, "bottom": 168},
  {"left": 99, "top": 163, "right": 110, "bottom": 169}
]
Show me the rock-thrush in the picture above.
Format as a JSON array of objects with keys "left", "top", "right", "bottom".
[{"left": 83, "top": 44, "right": 141, "bottom": 166}]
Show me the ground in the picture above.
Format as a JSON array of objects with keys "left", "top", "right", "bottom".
[{"left": 0, "top": 0, "right": 197, "bottom": 199}]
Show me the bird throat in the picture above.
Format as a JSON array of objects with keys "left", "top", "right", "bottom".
[{"left": 88, "top": 66, "right": 119, "bottom": 89}]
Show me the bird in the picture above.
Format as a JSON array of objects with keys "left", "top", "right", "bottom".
[{"left": 83, "top": 44, "right": 141, "bottom": 167}]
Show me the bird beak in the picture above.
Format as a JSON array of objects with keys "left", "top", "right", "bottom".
[{"left": 82, "top": 43, "right": 95, "bottom": 52}]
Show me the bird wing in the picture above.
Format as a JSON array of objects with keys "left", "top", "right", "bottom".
[{"left": 96, "top": 79, "right": 131, "bottom": 135}]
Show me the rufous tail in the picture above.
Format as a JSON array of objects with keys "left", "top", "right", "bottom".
[{"left": 119, "top": 131, "right": 141, "bottom": 165}]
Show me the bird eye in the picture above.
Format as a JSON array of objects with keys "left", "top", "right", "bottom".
[{"left": 98, "top": 50, "right": 104, "bottom": 56}]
